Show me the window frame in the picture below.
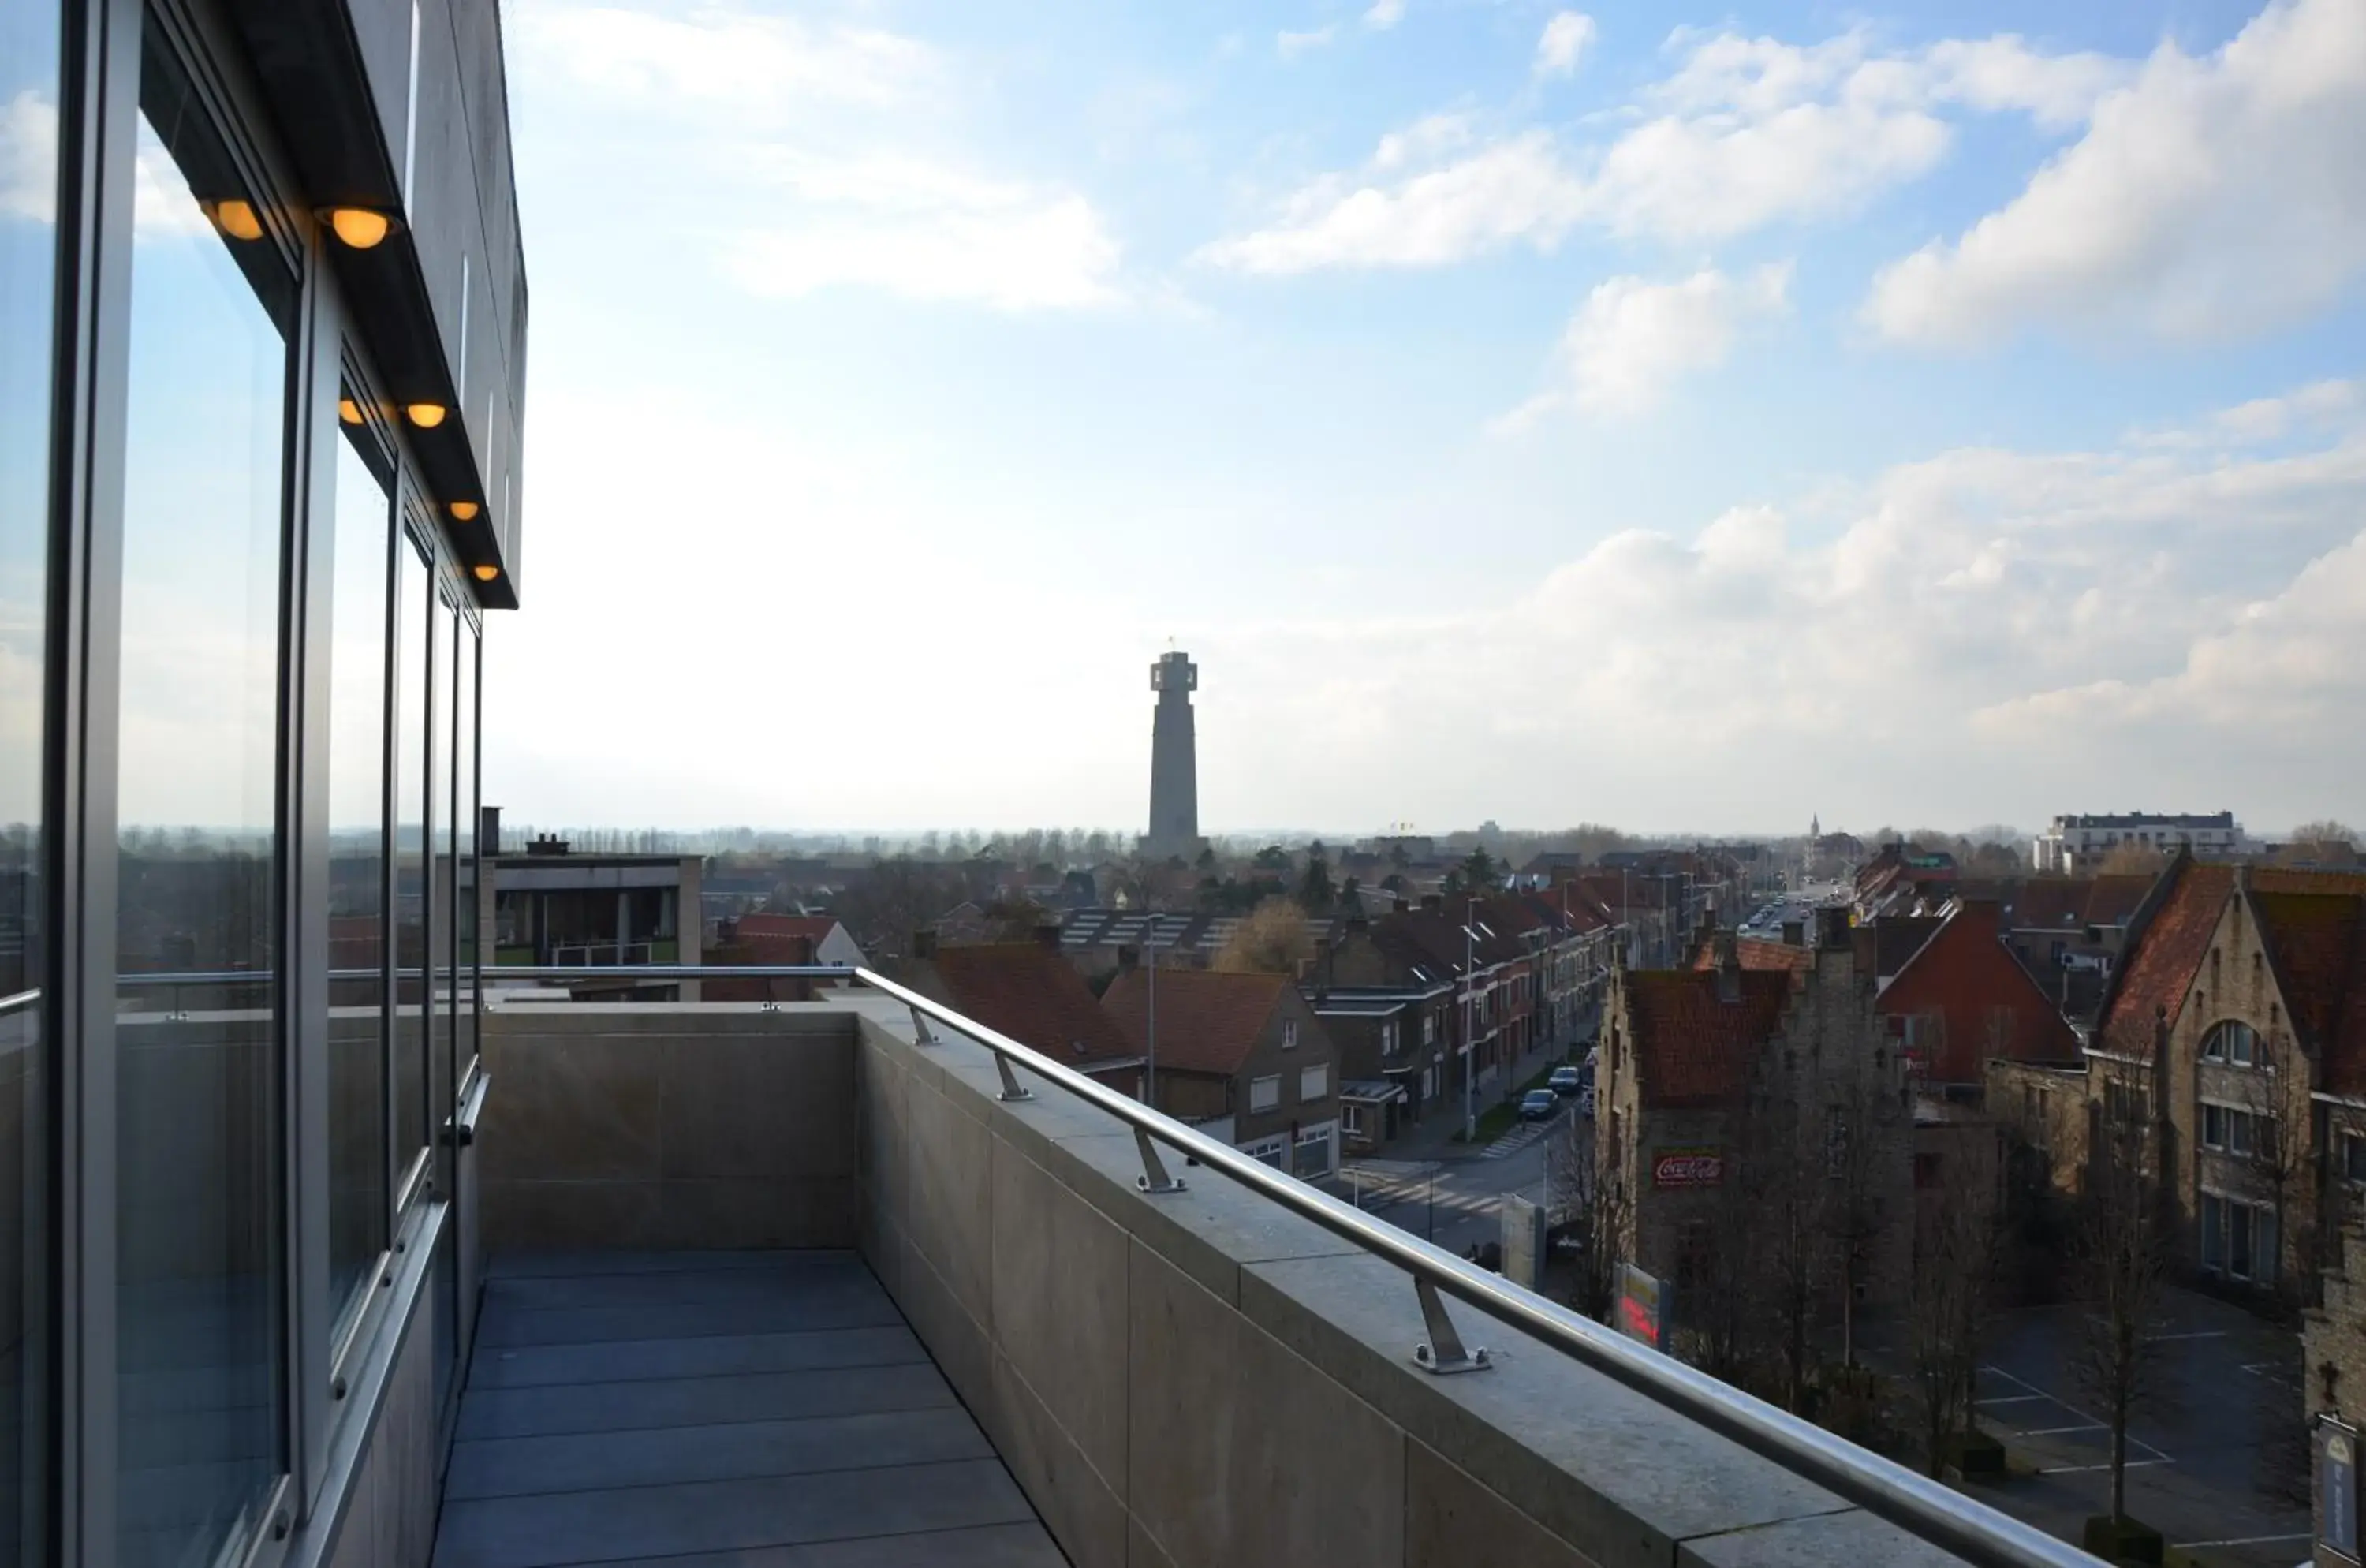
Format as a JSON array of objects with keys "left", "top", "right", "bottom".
[{"left": 1248, "top": 1074, "right": 1281, "bottom": 1113}]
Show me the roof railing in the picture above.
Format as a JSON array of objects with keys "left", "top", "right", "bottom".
[
  {"left": 69, "top": 959, "right": 2088, "bottom": 1565},
  {"left": 472, "top": 960, "right": 2090, "bottom": 1567}
]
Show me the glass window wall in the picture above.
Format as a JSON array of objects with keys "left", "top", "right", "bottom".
[
  {"left": 327, "top": 407, "right": 393, "bottom": 1335},
  {"left": 0, "top": 1, "right": 61, "bottom": 1560},
  {"left": 113, "top": 22, "right": 297, "bottom": 1566},
  {"left": 393, "top": 532, "right": 431, "bottom": 1195}
]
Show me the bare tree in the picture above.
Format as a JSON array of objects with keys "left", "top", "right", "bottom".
[
  {"left": 1547, "top": 1109, "right": 1629, "bottom": 1324},
  {"left": 831, "top": 857, "right": 967, "bottom": 958},
  {"left": 1213, "top": 897, "right": 1315, "bottom": 974},
  {"left": 1822, "top": 1063, "right": 1901, "bottom": 1368},
  {"left": 1908, "top": 1133, "right": 2003, "bottom": 1478},
  {"left": 2230, "top": 1042, "right": 2308, "bottom": 1301},
  {"left": 1687, "top": 1080, "right": 1824, "bottom": 1412},
  {"left": 2068, "top": 1105, "right": 2171, "bottom": 1525},
  {"left": 1674, "top": 1148, "right": 1763, "bottom": 1390},
  {"left": 2096, "top": 842, "right": 2169, "bottom": 876}
]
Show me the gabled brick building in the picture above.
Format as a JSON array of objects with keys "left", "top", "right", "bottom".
[
  {"left": 1875, "top": 901, "right": 2082, "bottom": 1095},
  {"left": 1602, "top": 914, "right": 1913, "bottom": 1320},
  {"left": 2086, "top": 857, "right": 2366, "bottom": 1297},
  {"left": 1103, "top": 967, "right": 1343, "bottom": 1176}
]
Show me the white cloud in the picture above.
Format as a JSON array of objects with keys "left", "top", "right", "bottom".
[
  {"left": 1204, "top": 22, "right": 2125, "bottom": 269},
  {"left": 2131, "top": 379, "right": 2361, "bottom": 450},
  {"left": 1278, "top": 25, "right": 1339, "bottom": 59},
  {"left": 515, "top": 2, "right": 939, "bottom": 114},
  {"left": 1866, "top": 0, "right": 2366, "bottom": 345},
  {"left": 1534, "top": 13, "right": 1595, "bottom": 79},
  {"left": 1978, "top": 528, "right": 2366, "bottom": 737},
  {"left": 1503, "top": 263, "right": 1792, "bottom": 423},
  {"left": 1364, "top": 0, "right": 1407, "bottom": 32},
  {"left": 1197, "top": 131, "right": 1582, "bottom": 272},
  {"left": 516, "top": 2, "right": 1127, "bottom": 312},
  {"left": 728, "top": 157, "right": 1124, "bottom": 310},
  {"left": 1582, "top": 95, "right": 1950, "bottom": 244},
  {"left": 0, "top": 91, "right": 57, "bottom": 224},
  {"left": 1201, "top": 380, "right": 2366, "bottom": 827}
]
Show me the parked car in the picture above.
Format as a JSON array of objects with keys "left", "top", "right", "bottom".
[
  {"left": 1547, "top": 1066, "right": 1583, "bottom": 1095},
  {"left": 1518, "top": 1088, "right": 1559, "bottom": 1122}
]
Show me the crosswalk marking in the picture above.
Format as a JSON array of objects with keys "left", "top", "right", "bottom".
[{"left": 1480, "top": 1119, "right": 1560, "bottom": 1159}]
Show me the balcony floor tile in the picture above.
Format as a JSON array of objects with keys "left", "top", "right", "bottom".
[{"left": 432, "top": 1250, "right": 1064, "bottom": 1568}]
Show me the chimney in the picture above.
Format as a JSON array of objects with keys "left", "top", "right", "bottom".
[
  {"left": 1035, "top": 922, "right": 1062, "bottom": 952},
  {"left": 1782, "top": 919, "right": 1804, "bottom": 948},
  {"left": 1421, "top": 893, "right": 1443, "bottom": 913},
  {"left": 1314, "top": 935, "right": 1334, "bottom": 995},
  {"left": 480, "top": 805, "right": 503, "bottom": 856},
  {"left": 1817, "top": 906, "right": 1851, "bottom": 950},
  {"left": 1345, "top": 913, "right": 1370, "bottom": 936},
  {"left": 1393, "top": 898, "right": 1411, "bottom": 914},
  {"left": 912, "top": 928, "right": 938, "bottom": 961},
  {"left": 1116, "top": 944, "right": 1140, "bottom": 974},
  {"left": 1712, "top": 931, "right": 1741, "bottom": 1003},
  {"left": 528, "top": 832, "right": 569, "bottom": 857}
]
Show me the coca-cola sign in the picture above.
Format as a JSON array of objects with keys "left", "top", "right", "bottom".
[{"left": 1651, "top": 1146, "right": 1723, "bottom": 1188}]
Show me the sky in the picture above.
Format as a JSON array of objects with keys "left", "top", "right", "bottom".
[{"left": 482, "top": 0, "right": 2366, "bottom": 839}]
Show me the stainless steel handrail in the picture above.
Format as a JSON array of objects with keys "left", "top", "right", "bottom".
[
  {"left": 0, "top": 989, "right": 38, "bottom": 1016},
  {"left": 849, "top": 965, "right": 2092, "bottom": 1568},
  {"left": 487, "top": 965, "right": 857, "bottom": 981}
]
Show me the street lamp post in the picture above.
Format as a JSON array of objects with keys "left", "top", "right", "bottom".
[{"left": 1463, "top": 898, "right": 1479, "bottom": 1144}]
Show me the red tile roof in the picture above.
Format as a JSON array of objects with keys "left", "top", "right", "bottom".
[
  {"left": 1102, "top": 968, "right": 1299, "bottom": 1077},
  {"left": 2084, "top": 875, "right": 2153, "bottom": 928},
  {"left": 920, "top": 943, "right": 1137, "bottom": 1066},
  {"left": 1689, "top": 938, "right": 1812, "bottom": 974},
  {"left": 1877, "top": 901, "right": 2081, "bottom": 1077},
  {"left": 1622, "top": 969, "right": 1793, "bottom": 1109},
  {"left": 2247, "top": 872, "right": 2366, "bottom": 1096},
  {"left": 2098, "top": 862, "right": 2234, "bottom": 1062},
  {"left": 2002, "top": 879, "right": 2090, "bottom": 931},
  {"left": 2255, "top": 892, "right": 2362, "bottom": 1048},
  {"left": 733, "top": 913, "right": 845, "bottom": 942}
]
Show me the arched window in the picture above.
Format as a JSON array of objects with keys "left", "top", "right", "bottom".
[{"left": 2202, "top": 1021, "right": 2257, "bottom": 1066}]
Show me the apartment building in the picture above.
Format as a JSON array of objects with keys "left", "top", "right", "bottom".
[{"left": 2033, "top": 811, "right": 2246, "bottom": 874}]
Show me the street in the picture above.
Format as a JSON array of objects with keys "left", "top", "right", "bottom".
[{"left": 1338, "top": 1106, "right": 1575, "bottom": 1258}]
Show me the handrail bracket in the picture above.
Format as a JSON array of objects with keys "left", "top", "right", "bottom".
[
  {"left": 1413, "top": 1277, "right": 1491, "bottom": 1375},
  {"left": 1134, "top": 1127, "right": 1186, "bottom": 1194}
]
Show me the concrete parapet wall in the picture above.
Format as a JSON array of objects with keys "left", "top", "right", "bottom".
[
  {"left": 840, "top": 991, "right": 1970, "bottom": 1568},
  {"left": 476, "top": 1003, "right": 858, "bottom": 1252}
]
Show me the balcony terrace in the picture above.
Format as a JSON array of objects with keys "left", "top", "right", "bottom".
[{"left": 355, "top": 968, "right": 2097, "bottom": 1568}]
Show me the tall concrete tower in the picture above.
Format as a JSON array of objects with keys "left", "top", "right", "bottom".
[{"left": 1145, "top": 650, "right": 1200, "bottom": 859}]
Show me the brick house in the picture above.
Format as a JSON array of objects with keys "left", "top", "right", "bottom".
[
  {"left": 1304, "top": 915, "right": 1460, "bottom": 1120},
  {"left": 1601, "top": 915, "right": 1913, "bottom": 1323},
  {"left": 888, "top": 935, "right": 1144, "bottom": 1097},
  {"left": 1316, "top": 901, "right": 1532, "bottom": 1114},
  {"left": 2088, "top": 856, "right": 2366, "bottom": 1297},
  {"left": 1875, "top": 900, "right": 2082, "bottom": 1096},
  {"left": 1103, "top": 966, "right": 1344, "bottom": 1178}
]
